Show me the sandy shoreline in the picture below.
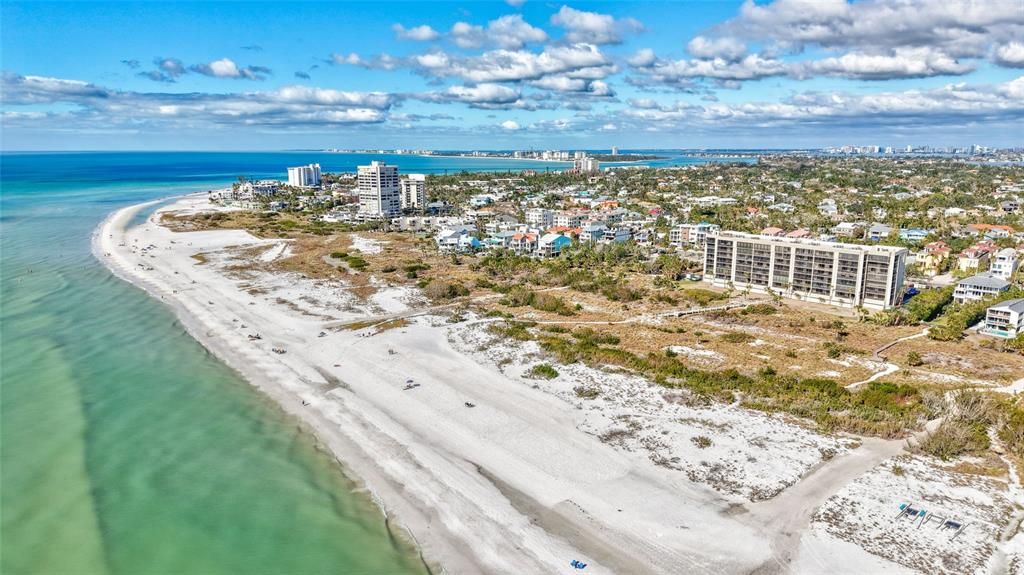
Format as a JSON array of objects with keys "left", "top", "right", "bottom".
[{"left": 92, "top": 194, "right": 1021, "bottom": 574}]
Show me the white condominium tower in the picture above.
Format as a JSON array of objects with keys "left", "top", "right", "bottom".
[
  {"left": 703, "top": 231, "right": 907, "bottom": 310},
  {"left": 287, "top": 163, "right": 321, "bottom": 187},
  {"left": 357, "top": 161, "right": 401, "bottom": 219},
  {"left": 400, "top": 174, "right": 426, "bottom": 210}
]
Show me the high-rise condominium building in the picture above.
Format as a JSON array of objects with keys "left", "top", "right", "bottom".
[
  {"left": 703, "top": 231, "right": 907, "bottom": 310},
  {"left": 287, "top": 163, "right": 321, "bottom": 187},
  {"left": 400, "top": 174, "right": 426, "bottom": 210},
  {"left": 574, "top": 157, "right": 600, "bottom": 173},
  {"left": 357, "top": 161, "right": 401, "bottom": 219}
]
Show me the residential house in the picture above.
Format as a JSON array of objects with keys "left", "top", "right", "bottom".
[
  {"left": 917, "top": 241, "right": 951, "bottom": 276},
  {"left": 953, "top": 272, "right": 1011, "bottom": 304},
  {"left": 761, "top": 227, "right": 786, "bottom": 237},
  {"left": 832, "top": 222, "right": 864, "bottom": 239},
  {"left": 967, "top": 223, "right": 1015, "bottom": 239},
  {"left": 579, "top": 223, "right": 607, "bottom": 243},
  {"left": 957, "top": 241, "right": 996, "bottom": 273},
  {"left": 784, "top": 229, "right": 813, "bottom": 239},
  {"left": 899, "top": 228, "right": 931, "bottom": 243},
  {"left": 435, "top": 225, "right": 479, "bottom": 252},
  {"left": 601, "top": 228, "right": 632, "bottom": 243},
  {"left": 983, "top": 299, "right": 1024, "bottom": 338},
  {"left": 867, "top": 223, "right": 893, "bottom": 240},
  {"left": 509, "top": 232, "right": 538, "bottom": 255},
  {"left": 669, "top": 222, "right": 720, "bottom": 248},
  {"left": 991, "top": 248, "right": 1019, "bottom": 280},
  {"left": 525, "top": 208, "right": 554, "bottom": 228},
  {"left": 537, "top": 233, "right": 572, "bottom": 257}
]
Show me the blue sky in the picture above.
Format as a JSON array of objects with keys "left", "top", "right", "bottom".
[{"left": 2, "top": 0, "right": 1022, "bottom": 150}]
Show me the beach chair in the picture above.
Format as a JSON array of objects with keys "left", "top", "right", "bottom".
[{"left": 950, "top": 523, "right": 968, "bottom": 541}]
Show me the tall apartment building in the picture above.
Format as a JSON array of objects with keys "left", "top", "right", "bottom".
[
  {"left": 400, "top": 174, "right": 426, "bottom": 211},
  {"left": 287, "top": 163, "right": 321, "bottom": 187},
  {"left": 574, "top": 156, "right": 600, "bottom": 173},
  {"left": 357, "top": 161, "right": 401, "bottom": 219},
  {"left": 703, "top": 231, "right": 908, "bottom": 310}
]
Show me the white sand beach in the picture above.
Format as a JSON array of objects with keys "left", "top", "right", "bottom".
[{"left": 93, "top": 194, "right": 1023, "bottom": 575}]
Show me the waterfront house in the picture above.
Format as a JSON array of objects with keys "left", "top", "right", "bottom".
[
  {"left": 953, "top": 272, "right": 1010, "bottom": 304},
  {"left": 983, "top": 299, "right": 1024, "bottom": 338}
]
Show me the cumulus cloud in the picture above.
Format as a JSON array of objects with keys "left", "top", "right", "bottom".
[
  {"left": 190, "top": 58, "right": 271, "bottom": 80},
  {"left": 0, "top": 73, "right": 397, "bottom": 127},
  {"left": 627, "top": 49, "right": 657, "bottom": 68},
  {"left": 550, "top": 5, "right": 643, "bottom": 45},
  {"left": 392, "top": 24, "right": 440, "bottom": 41},
  {"left": 140, "top": 57, "right": 186, "bottom": 82},
  {"left": 687, "top": 36, "right": 747, "bottom": 61},
  {"left": 616, "top": 75, "right": 1024, "bottom": 130},
  {"left": 420, "top": 43, "right": 612, "bottom": 83},
  {"left": 800, "top": 46, "right": 975, "bottom": 80},
  {"left": 500, "top": 119, "right": 520, "bottom": 130},
  {"left": 993, "top": 41, "right": 1024, "bottom": 68},
  {"left": 450, "top": 14, "right": 547, "bottom": 49},
  {"left": 334, "top": 52, "right": 401, "bottom": 70},
  {"left": 633, "top": 53, "right": 789, "bottom": 85}
]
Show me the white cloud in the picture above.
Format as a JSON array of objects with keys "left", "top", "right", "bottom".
[
  {"left": 550, "top": 5, "right": 643, "bottom": 45},
  {"left": 414, "top": 43, "right": 612, "bottom": 84},
  {"left": 445, "top": 83, "right": 520, "bottom": 105},
  {"left": 486, "top": 15, "right": 548, "bottom": 49},
  {"left": 993, "top": 41, "right": 1024, "bottom": 68},
  {"left": 800, "top": 46, "right": 975, "bottom": 79},
  {"left": 450, "top": 15, "right": 547, "bottom": 49},
  {"left": 191, "top": 58, "right": 271, "bottom": 80},
  {"left": 500, "top": 119, "right": 520, "bottom": 130},
  {"left": 392, "top": 24, "right": 440, "bottom": 41},
  {"left": 687, "top": 36, "right": 747, "bottom": 61},
  {"left": 628, "top": 48, "right": 657, "bottom": 68}
]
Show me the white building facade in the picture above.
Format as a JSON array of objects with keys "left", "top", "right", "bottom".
[
  {"left": 400, "top": 174, "right": 426, "bottom": 211},
  {"left": 703, "top": 231, "right": 908, "bottom": 310},
  {"left": 357, "top": 161, "right": 401, "bottom": 219},
  {"left": 991, "top": 248, "right": 1019, "bottom": 280},
  {"left": 287, "top": 163, "right": 321, "bottom": 187},
  {"left": 983, "top": 299, "right": 1024, "bottom": 338}
]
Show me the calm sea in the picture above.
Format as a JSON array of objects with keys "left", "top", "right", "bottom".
[{"left": 0, "top": 151, "right": 746, "bottom": 575}]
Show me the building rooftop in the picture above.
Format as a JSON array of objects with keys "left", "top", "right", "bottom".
[
  {"left": 989, "top": 298, "right": 1024, "bottom": 313},
  {"left": 709, "top": 230, "right": 907, "bottom": 255},
  {"left": 958, "top": 273, "right": 1011, "bottom": 290}
]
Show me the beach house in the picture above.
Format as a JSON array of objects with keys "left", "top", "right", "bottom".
[
  {"left": 982, "top": 299, "right": 1024, "bottom": 338},
  {"left": 953, "top": 273, "right": 1011, "bottom": 304}
]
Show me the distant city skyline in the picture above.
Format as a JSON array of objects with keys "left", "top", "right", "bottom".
[{"left": 2, "top": 1, "right": 1023, "bottom": 150}]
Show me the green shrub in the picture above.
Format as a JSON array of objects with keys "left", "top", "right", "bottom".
[
  {"left": 721, "top": 332, "right": 755, "bottom": 344},
  {"left": 906, "top": 351, "right": 923, "bottom": 366},
  {"left": 691, "top": 435, "right": 713, "bottom": 449},
  {"left": 528, "top": 363, "right": 559, "bottom": 379},
  {"left": 741, "top": 303, "right": 778, "bottom": 315}
]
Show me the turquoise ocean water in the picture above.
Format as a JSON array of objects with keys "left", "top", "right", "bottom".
[{"left": 0, "top": 151, "right": 748, "bottom": 575}]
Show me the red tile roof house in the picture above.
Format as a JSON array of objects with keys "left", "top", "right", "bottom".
[
  {"left": 957, "top": 240, "right": 996, "bottom": 273},
  {"left": 761, "top": 226, "right": 786, "bottom": 237},
  {"left": 785, "top": 229, "right": 813, "bottom": 239}
]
